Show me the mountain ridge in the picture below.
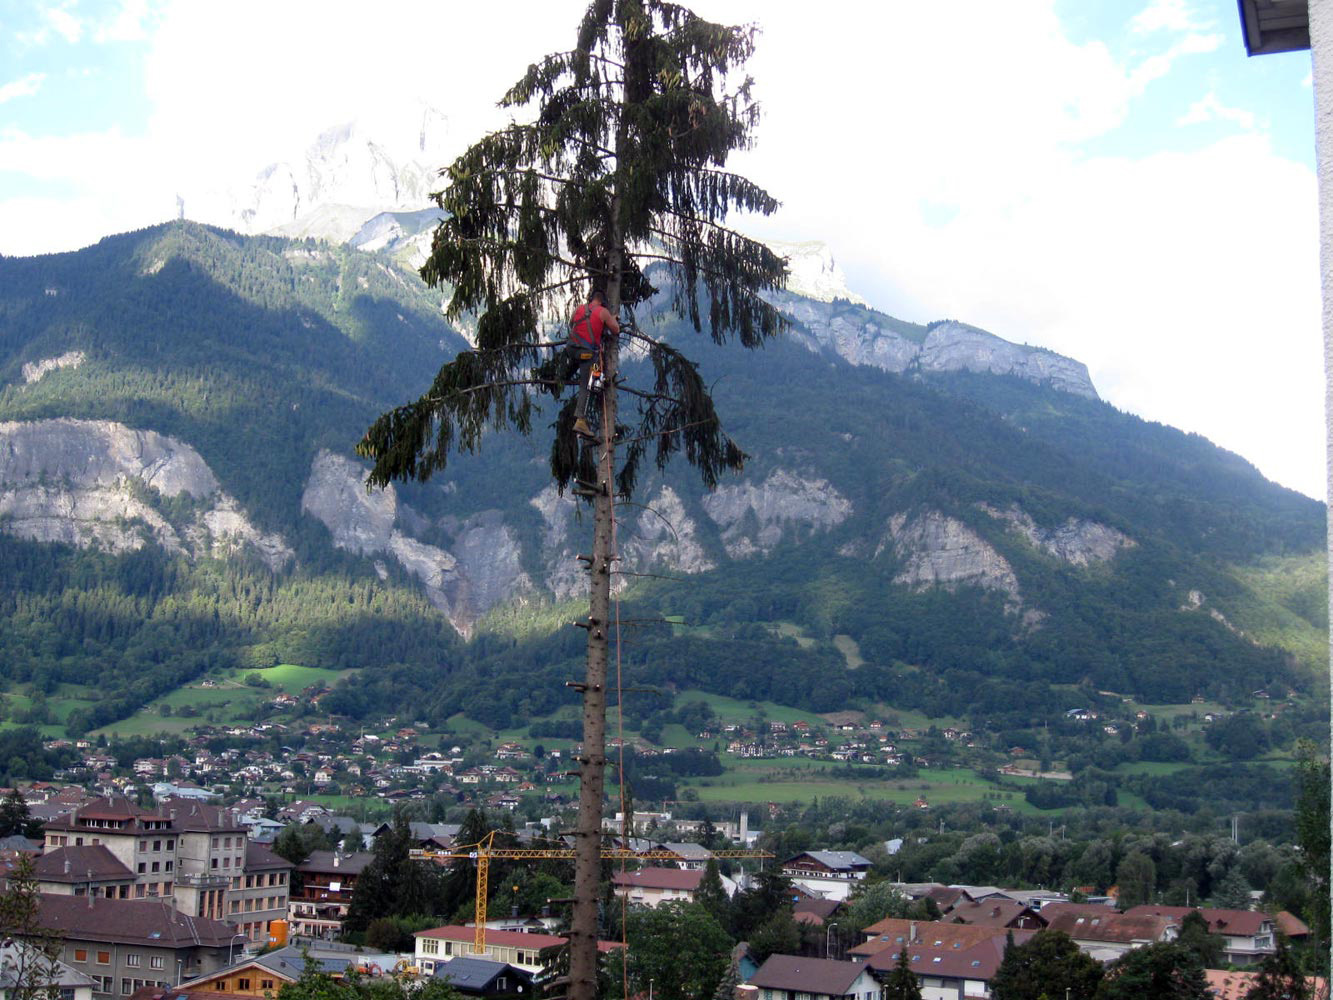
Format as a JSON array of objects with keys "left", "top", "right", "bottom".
[{"left": 0, "top": 221, "right": 1323, "bottom": 737}]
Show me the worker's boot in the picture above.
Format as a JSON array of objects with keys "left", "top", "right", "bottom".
[{"left": 572, "top": 417, "right": 595, "bottom": 440}]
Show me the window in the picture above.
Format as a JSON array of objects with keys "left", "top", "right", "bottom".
[
  {"left": 163, "top": 881, "right": 172, "bottom": 895},
  {"left": 134, "top": 885, "right": 146, "bottom": 898},
  {"left": 422, "top": 940, "right": 439, "bottom": 955},
  {"left": 153, "top": 840, "right": 161, "bottom": 851},
  {"left": 165, "top": 861, "right": 173, "bottom": 872},
  {"left": 211, "top": 858, "right": 218, "bottom": 869},
  {"left": 126, "top": 955, "right": 141, "bottom": 968},
  {"left": 74, "top": 950, "right": 88, "bottom": 962},
  {"left": 151, "top": 862, "right": 160, "bottom": 873},
  {"left": 238, "top": 979, "right": 252, "bottom": 991},
  {"left": 96, "top": 952, "right": 111, "bottom": 966},
  {"left": 120, "top": 980, "right": 130, "bottom": 995},
  {"left": 261, "top": 981, "right": 275, "bottom": 991},
  {"left": 150, "top": 957, "right": 164, "bottom": 971},
  {"left": 212, "top": 837, "right": 219, "bottom": 849},
  {"left": 167, "top": 840, "right": 174, "bottom": 850}
]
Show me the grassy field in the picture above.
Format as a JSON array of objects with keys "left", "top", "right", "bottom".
[
  {"left": 93, "top": 664, "right": 360, "bottom": 738},
  {"left": 684, "top": 763, "right": 1044, "bottom": 813}
]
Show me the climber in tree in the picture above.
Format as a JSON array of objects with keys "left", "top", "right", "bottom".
[{"left": 564, "top": 288, "right": 621, "bottom": 439}]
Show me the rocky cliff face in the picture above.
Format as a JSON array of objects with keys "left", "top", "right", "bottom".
[
  {"left": 300, "top": 451, "right": 532, "bottom": 633},
  {"left": 0, "top": 418, "right": 291, "bottom": 568},
  {"left": 771, "top": 297, "right": 1098, "bottom": 399},
  {"left": 880, "top": 509, "right": 1024, "bottom": 609},
  {"left": 978, "top": 503, "right": 1135, "bottom": 565},
  {"left": 702, "top": 469, "right": 853, "bottom": 559}
]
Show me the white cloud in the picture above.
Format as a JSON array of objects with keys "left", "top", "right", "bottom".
[
  {"left": 1131, "top": 0, "right": 1212, "bottom": 35},
  {"left": 45, "top": 4, "right": 85, "bottom": 44},
  {"left": 1178, "top": 92, "right": 1258, "bottom": 129},
  {"left": 0, "top": 72, "right": 46, "bottom": 104},
  {"left": 94, "top": 0, "right": 153, "bottom": 43},
  {"left": 0, "top": 0, "right": 1321, "bottom": 496}
]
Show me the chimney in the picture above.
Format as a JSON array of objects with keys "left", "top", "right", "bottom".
[
  {"left": 909, "top": 921, "right": 916, "bottom": 942},
  {"left": 739, "top": 811, "right": 749, "bottom": 843}
]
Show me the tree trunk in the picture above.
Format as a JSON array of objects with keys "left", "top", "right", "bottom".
[{"left": 568, "top": 220, "right": 624, "bottom": 1000}]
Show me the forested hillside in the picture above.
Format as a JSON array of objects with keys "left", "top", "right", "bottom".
[{"left": 0, "top": 221, "right": 1324, "bottom": 745}]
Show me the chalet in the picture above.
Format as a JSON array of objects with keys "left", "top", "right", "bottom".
[
  {"left": 747, "top": 955, "right": 882, "bottom": 1000},
  {"left": 863, "top": 934, "right": 1029, "bottom": 1000},
  {"left": 1043, "top": 904, "right": 1180, "bottom": 962},
  {"left": 289, "top": 851, "right": 374, "bottom": 940},
  {"left": 947, "top": 899, "right": 1046, "bottom": 930},
  {"left": 850, "top": 919, "right": 1005, "bottom": 960},
  {"left": 1124, "top": 905, "right": 1275, "bottom": 966},
  {"left": 780, "top": 851, "right": 872, "bottom": 901}
]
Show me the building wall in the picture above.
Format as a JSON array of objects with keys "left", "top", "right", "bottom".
[
  {"left": 228, "top": 869, "right": 290, "bottom": 943},
  {"left": 58, "top": 941, "right": 229, "bottom": 998}
]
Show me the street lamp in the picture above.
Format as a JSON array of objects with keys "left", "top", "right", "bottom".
[
  {"left": 826, "top": 922, "right": 839, "bottom": 959},
  {"left": 229, "top": 933, "right": 247, "bottom": 965}
]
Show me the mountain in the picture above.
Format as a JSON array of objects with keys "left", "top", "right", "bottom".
[{"left": 0, "top": 221, "right": 1324, "bottom": 742}]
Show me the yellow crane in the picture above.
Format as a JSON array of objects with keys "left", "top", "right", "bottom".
[{"left": 413, "top": 830, "right": 770, "bottom": 954}]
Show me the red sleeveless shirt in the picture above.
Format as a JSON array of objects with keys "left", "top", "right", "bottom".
[{"left": 570, "top": 302, "right": 606, "bottom": 347}]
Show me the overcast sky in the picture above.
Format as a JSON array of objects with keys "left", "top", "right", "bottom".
[{"left": 0, "top": 0, "right": 1323, "bottom": 498}]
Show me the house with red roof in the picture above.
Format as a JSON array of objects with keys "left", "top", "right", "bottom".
[{"left": 1124, "top": 906, "right": 1275, "bottom": 966}]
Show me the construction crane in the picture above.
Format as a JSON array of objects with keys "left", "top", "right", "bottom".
[{"left": 413, "top": 830, "right": 770, "bottom": 954}]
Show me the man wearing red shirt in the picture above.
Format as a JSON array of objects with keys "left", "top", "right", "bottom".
[{"left": 565, "top": 289, "right": 621, "bottom": 439}]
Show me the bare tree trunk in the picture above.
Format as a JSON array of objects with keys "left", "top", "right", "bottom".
[{"left": 568, "top": 222, "right": 623, "bottom": 1000}]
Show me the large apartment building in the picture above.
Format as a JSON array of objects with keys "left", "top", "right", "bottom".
[{"left": 40, "top": 797, "right": 289, "bottom": 943}]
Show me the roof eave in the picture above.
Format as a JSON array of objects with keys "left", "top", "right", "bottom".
[{"left": 1237, "top": 0, "right": 1311, "bottom": 55}]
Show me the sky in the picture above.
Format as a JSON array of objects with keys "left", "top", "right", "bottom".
[{"left": 0, "top": 0, "right": 1324, "bottom": 498}]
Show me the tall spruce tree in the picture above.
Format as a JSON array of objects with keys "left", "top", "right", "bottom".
[{"left": 357, "top": 3, "right": 786, "bottom": 997}]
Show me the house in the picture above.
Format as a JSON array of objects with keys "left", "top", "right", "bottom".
[
  {"left": 651, "top": 841, "right": 714, "bottom": 869},
  {"left": 432, "top": 957, "right": 534, "bottom": 997},
  {"left": 178, "top": 944, "right": 403, "bottom": 997},
  {"left": 0, "top": 940, "right": 96, "bottom": 1000},
  {"left": 1124, "top": 905, "right": 1275, "bottom": 966},
  {"left": 862, "top": 935, "right": 1028, "bottom": 1000},
  {"left": 611, "top": 867, "right": 703, "bottom": 908},
  {"left": 947, "top": 899, "right": 1046, "bottom": 930},
  {"left": 780, "top": 851, "right": 872, "bottom": 902},
  {"left": 850, "top": 919, "right": 1007, "bottom": 960},
  {"left": 38, "top": 893, "right": 237, "bottom": 996},
  {"left": 288, "top": 851, "right": 374, "bottom": 940},
  {"left": 1043, "top": 905, "right": 1179, "bottom": 962},
  {"left": 747, "top": 955, "right": 882, "bottom": 1000},
  {"left": 414, "top": 927, "right": 623, "bottom": 976}
]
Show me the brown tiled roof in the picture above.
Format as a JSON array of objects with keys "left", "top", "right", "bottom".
[
  {"left": 852, "top": 919, "right": 1002, "bottom": 957},
  {"left": 1275, "top": 910, "right": 1310, "bottom": 938},
  {"left": 749, "top": 955, "right": 877, "bottom": 995},
  {"left": 44, "top": 797, "right": 174, "bottom": 834},
  {"left": 948, "top": 900, "right": 1046, "bottom": 928},
  {"left": 243, "top": 842, "right": 290, "bottom": 872},
  {"left": 162, "top": 801, "right": 244, "bottom": 833},
  {"left": 1204, "top": 969, "right": 1327, "bottom": 1000},
  {"left": 1124, "top": 905, "right": 1270, "bottom": 938},
  {"left": 298, "top": 850, "right": 374, "bottom": 876},
  {"left": 33, "top": 845, "right": 133, "bottom": 882},
  {"left": 611, "top": 867, "right": 703, "bottom": 891},
  {"left": 864, "top": 935, "right": 1027, "bottom": 983},
  {"left": 1044, "top": 910, "right": 1176, "bottom": 944},
  {"left": 37, "top": 893, "right": 236, "bottom": 948}
]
